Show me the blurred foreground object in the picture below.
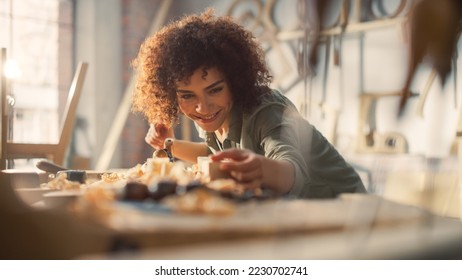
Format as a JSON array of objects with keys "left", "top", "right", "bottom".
[
  {"left": 0, "top": 172, "right": 114, "bottom": 259},
  {"left": 400, "top": 0, "right": 462, "bottom": 114}
]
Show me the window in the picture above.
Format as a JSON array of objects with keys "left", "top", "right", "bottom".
[{"left": 0, "top": 0, "right": 74, "bottom": 144}]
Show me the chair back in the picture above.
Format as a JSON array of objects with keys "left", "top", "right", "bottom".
[
  {"left": 56, "top": 62, "right": 88, "bottom": 162},
  {"left": 1, "top": 61, "right": 88, "bottom": 168}
]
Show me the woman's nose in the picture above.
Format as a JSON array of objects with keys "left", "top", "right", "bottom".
[{"left": 196, "top": 97, "right": 211, "bottom": 114}]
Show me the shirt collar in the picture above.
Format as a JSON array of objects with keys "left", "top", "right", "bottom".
[{"left": 205, "top": 106, "right": 243, "bottom": 145}]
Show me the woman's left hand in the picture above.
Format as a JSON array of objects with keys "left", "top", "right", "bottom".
[{"left": 210, "top": 148, "right": 265, "bottom": 190}]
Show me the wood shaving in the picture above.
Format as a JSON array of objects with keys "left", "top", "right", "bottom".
[
  {"left": 71, "top": 187, "right": 116, "bottom": 221},
  {"left": 206, "top": 179, "right": 245, "bottom": 195},
  {"left": 163, "top": 189, "right": 235, "bottom": 216},
  {"left": 46, "top": 172, "right": 83, "bottom": 191}
]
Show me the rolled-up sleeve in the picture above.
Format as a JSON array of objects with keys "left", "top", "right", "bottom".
[{"left": 249, "top": 103, "right": 312, "bottom": 197}]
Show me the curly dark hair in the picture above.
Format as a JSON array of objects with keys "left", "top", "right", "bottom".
[{"left": 131, "top": 8, "right": 273, "bottom": 127}]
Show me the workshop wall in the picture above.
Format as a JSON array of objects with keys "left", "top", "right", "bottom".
[{"left": 77, "top": 0, "right": 461, "bottom": 172}]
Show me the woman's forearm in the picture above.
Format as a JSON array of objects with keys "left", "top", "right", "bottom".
[
  {"left": 261, "top": 158, "right": 295, "bottom": 195},
  {"left": 170, "top": 139, "right": 209, "bottom": 163}
]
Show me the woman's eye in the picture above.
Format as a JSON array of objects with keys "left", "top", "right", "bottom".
[
  {"left": 209, "top": 87, "right": 223, "bottom": 94},
  {"left": 178, "top": 94, "right": 193, "bottom": 100}
]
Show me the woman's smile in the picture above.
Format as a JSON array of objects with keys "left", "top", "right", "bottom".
[{"left": 193, "top": 110, "right": 221, "bottom": 123}]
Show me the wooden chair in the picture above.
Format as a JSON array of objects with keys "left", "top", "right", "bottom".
[{"left": 2, "top": 62, "right": 88, "bottom": 168}]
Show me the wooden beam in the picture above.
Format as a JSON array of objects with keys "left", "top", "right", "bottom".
[{"left": 277, "top": 17, "right": 406, "bottom": 41}]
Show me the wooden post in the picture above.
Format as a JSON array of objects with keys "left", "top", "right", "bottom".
[
  {"left": 456, "top": 104, "right": 462, "bottom": 220},
  {"left": 1, "top": 48, "right": 8, "bottom": 170}
]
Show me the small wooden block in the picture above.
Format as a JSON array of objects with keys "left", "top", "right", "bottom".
[
  {"left": 197, "top": 157, "right": 231, "bottom": 180},
  {"left": 207, "top": 162, "right": 232, "bottom": 180}
]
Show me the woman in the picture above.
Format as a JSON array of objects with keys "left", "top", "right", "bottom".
[{"left": 132, "top": 9, "right": 366, "bottom": 198}]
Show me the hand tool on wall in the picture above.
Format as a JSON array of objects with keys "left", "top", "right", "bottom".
[
  {"left": 309, "top": 1, "right": 347, "bottom": 119},
  {"left": 415, "top": 69, "right": 437, "bottom": 118},
  {"left": 357, "top": 93, "right": 409, "bottom": 154},
  {"left": 453, "top": 46, "right": 458, "bottom": 109},
  {"left": 332, "top": 0, "right": 349, "bottom": 116},
  {"left": 334, "top": 0, "right": 349, "bottom": 65},
  {"left": 304, "top": 0, "right": 331, "bottom": 74},
  {"left": 298, "top": 0, "right": 347, "bottom": 119},
  {"left": 296, "top": 0, "right": 313, "bottom": 116},
  {"left": 320, "top": 37, "right": 331, "bottom": 119}
]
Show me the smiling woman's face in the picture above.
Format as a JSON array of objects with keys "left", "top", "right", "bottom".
[{"left": 176, "top": 67, "right": 233, "bottom": 133}]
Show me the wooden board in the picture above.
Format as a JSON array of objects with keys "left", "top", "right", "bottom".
[{"left": 105, "top": 194, "right": 429, "bottom": 240}]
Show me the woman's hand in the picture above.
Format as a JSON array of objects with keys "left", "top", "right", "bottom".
[
  {"left": 210, "top": 148, "right": 265, "bottom": 190},
  {"left": 210, "top": 148, "right": 294, "bottom": 195},
  {"left": 144, "top": 123, "right": 174, "bottom": 150}
]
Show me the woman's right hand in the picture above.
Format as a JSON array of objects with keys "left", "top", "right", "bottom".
[{"left": 144, "top": 123, "right": 174, "bottom": 149}]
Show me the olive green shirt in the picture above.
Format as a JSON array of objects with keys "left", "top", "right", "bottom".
[{"left": 196, "top": 89, "right": 366, "bottom": 198}]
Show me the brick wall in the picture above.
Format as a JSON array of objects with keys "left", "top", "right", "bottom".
[
  {"left": 119, "top": 0, "right": 223, "bottom": 167},
  {"left": 120, "top": 0, "right": 163, "bottom": 167}
]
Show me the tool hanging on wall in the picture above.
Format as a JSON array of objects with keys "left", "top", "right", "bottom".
[
  {"left": 296, "top": 0, "right": 352, "bottom": 121},
  {"left": 333, "top": 0, "right": 349, "bottom": 85},
  {"left": 415, "top": 69, "right": 437, "bottom": 118},
  {"left": 296, "top": 0, "right": 312, "bottom": 117},
  {"left": 357, "top": 93, "right": 409, "bottom": 154},
  {"left": 322, "top": 0, "right": 349, "bottom": 119},
  {"left": 315, "top": 1, "right": 344, "bottom": 119},
  {"left": 320, "top": 37, "right": 330, "bottom": 119},
  {"left": 304, "top": 0, "right": 328, "bottom": 74},
  {"left": 296, "top": 33, "right": 313, "bottom": 117},
  {"left": 292, "top": 0, "right": 350, "bottom": 144},
  {"left": 296, "top": 0, "right": 338, "bottom": 118},
  {"left": 335, "top": 0, "right": 349, "bottom": 66},
  {"left": 453, "top": 46, "right": 458, "bottom": 109}
]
